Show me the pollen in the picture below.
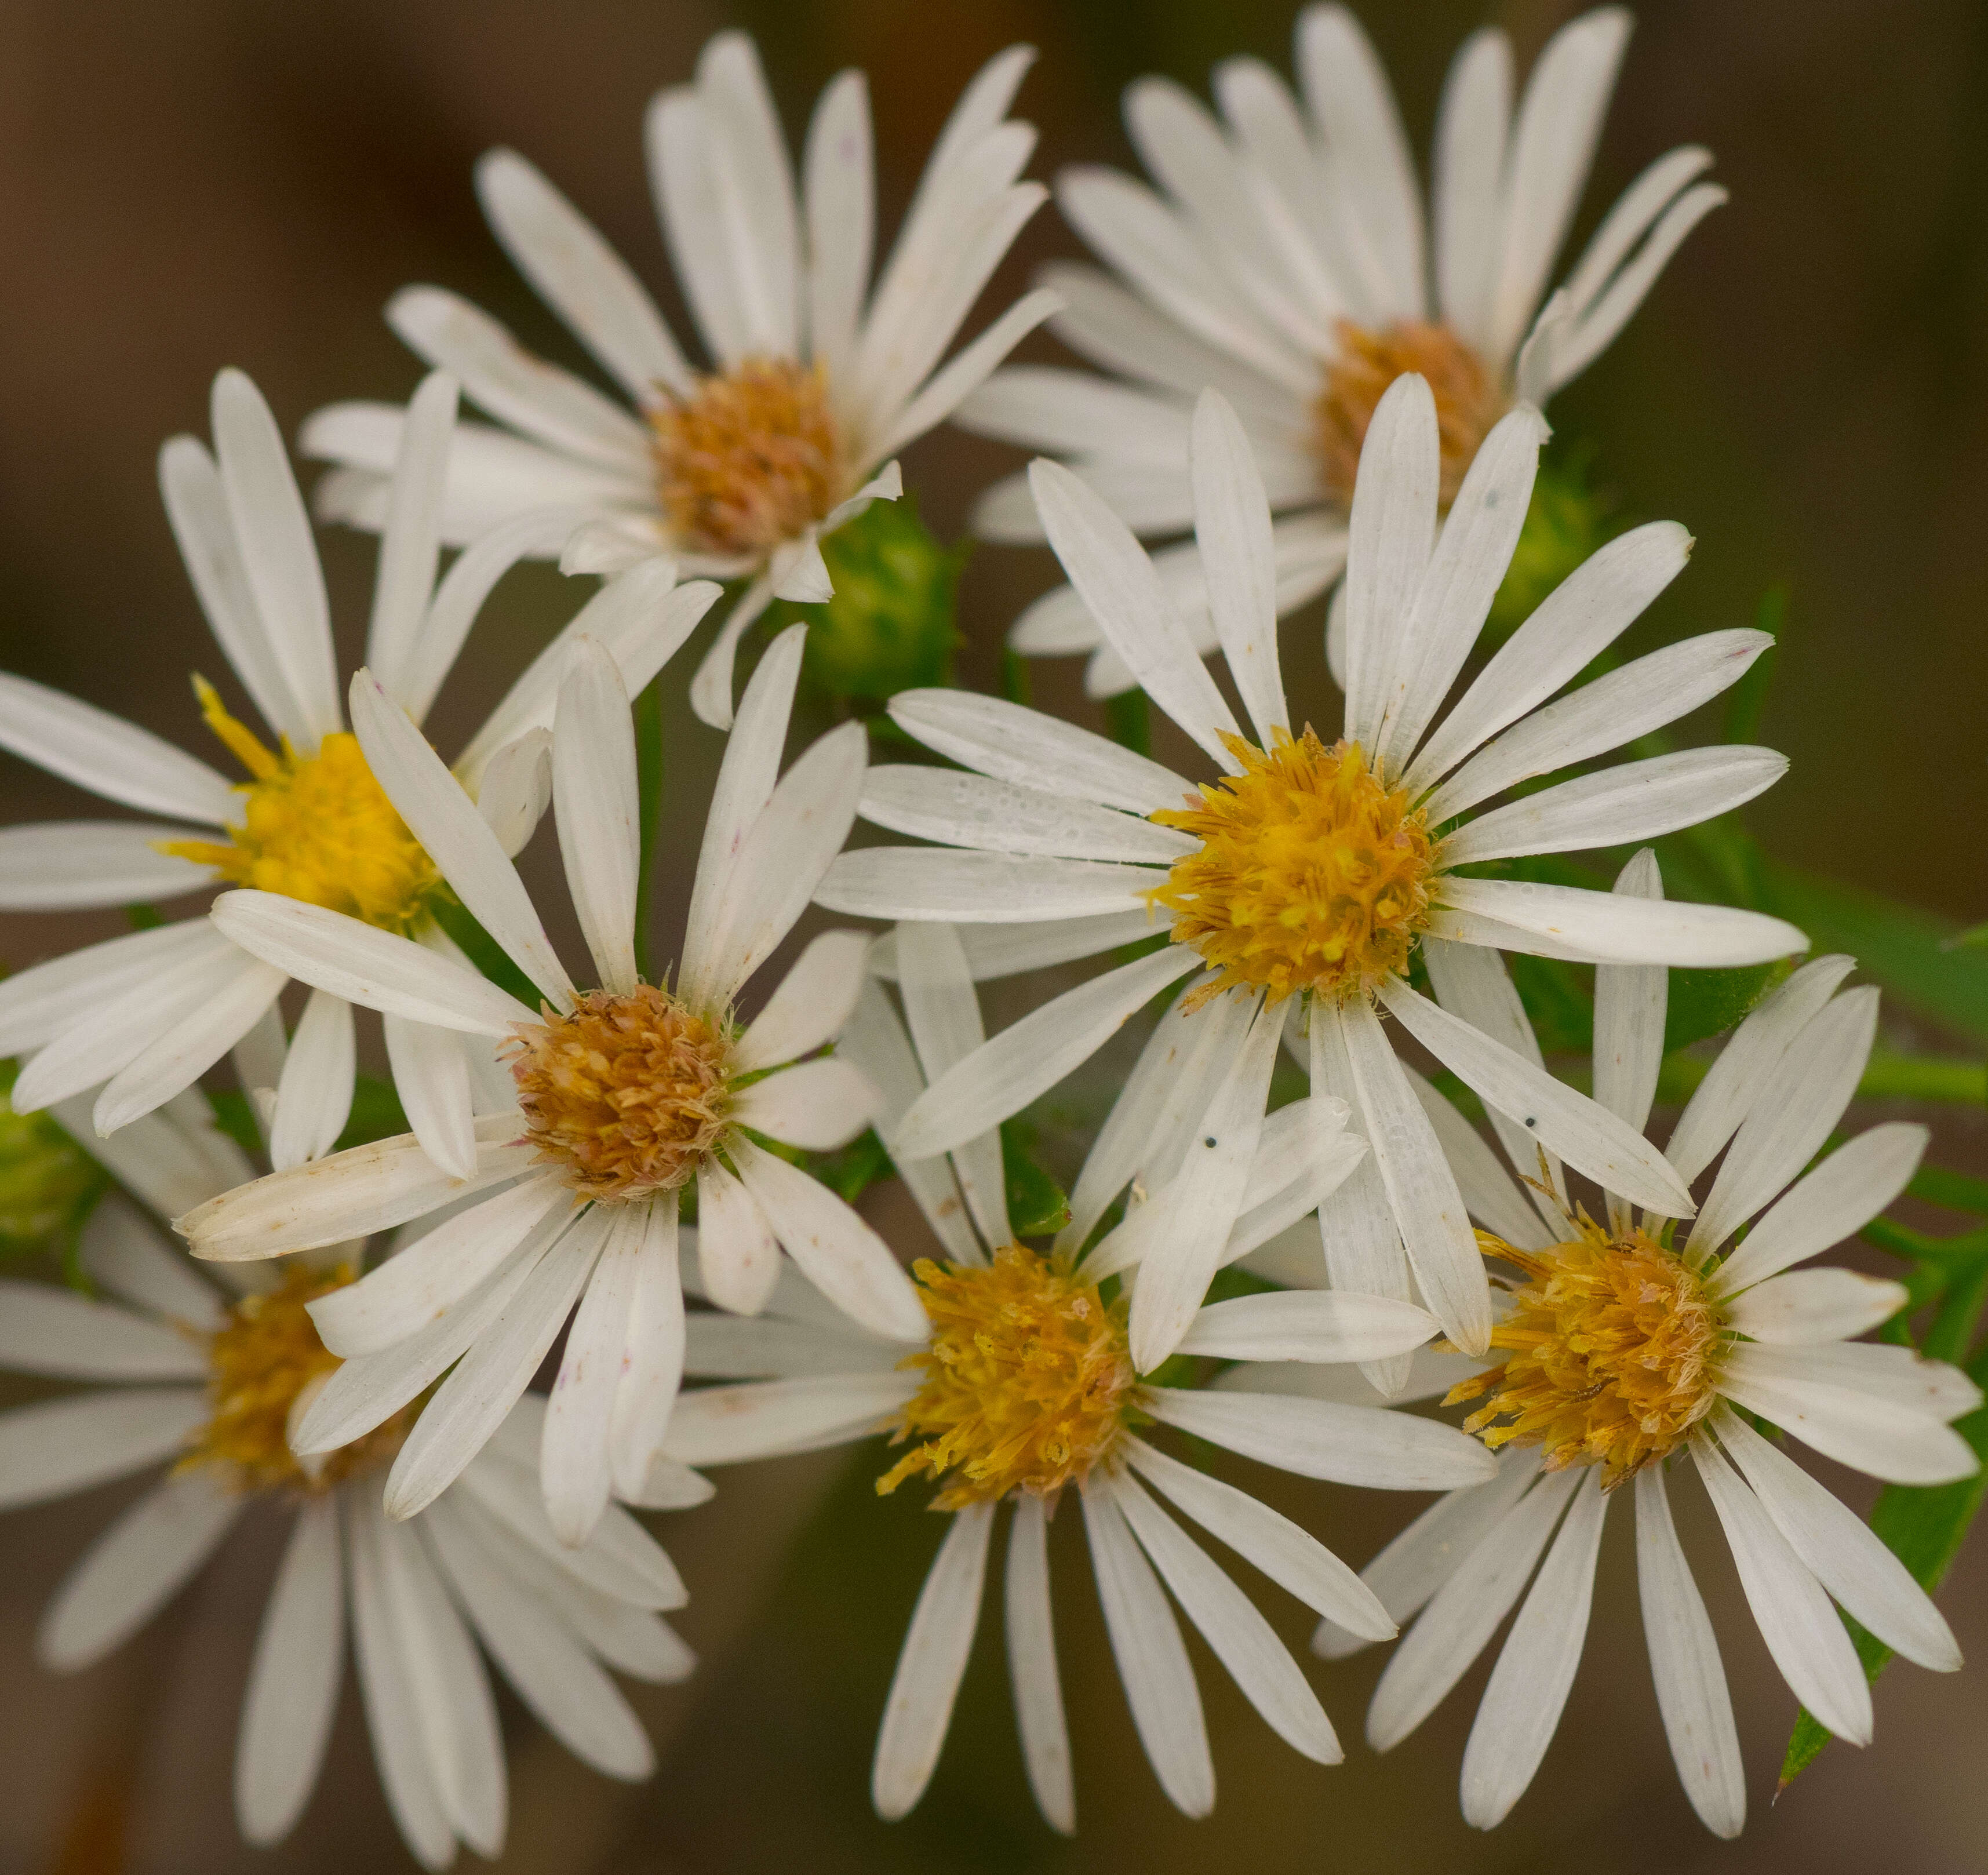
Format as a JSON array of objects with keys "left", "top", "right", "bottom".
[
  {"left": 877, "top": 1246, "right": 1138, "bottom": 1510},
  {"left": 181, "top": 1265, "right": 411, "bottom": 1494},
  {"left": 1445, "top": 1220, "right": 1723, "bottom": 1488},
  {"left": 158, "top": 678, "right": 436, "bottom": 933},
  {"left": 650, "top": 356, "right": 846, "bottom": 560},
  {"left": 1149, "top": 729, "right": 1434, "bottom": 1008},
  {"left": 508, "top": 985, "right": 732, "bottom": 1202},
  {"left": 1315, "top": 318, "right": 1509, "bottom": 507}
]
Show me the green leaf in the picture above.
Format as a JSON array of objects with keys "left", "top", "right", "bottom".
[
  {"left": 1761, "top": 862, "right": 1988, "bottom": 1046},
  {"left": 1103, "top": 687, "right": 1152, "bottom": 757},
  {"left": 1509, "top": 955, "right": 1593, "bottom": 1057},
  {"left": 1780, "top": 1336, "right": 1988, "bottom": 1788},
  {"left": 203, "top": 1086, "right": 265, "bottom": 1160},
  {"left": 1663, "top": 959, "right": 1790, "bottom": 1053},
  {"left": 797, "top": 1127, "right": 895, "bottom": 1207},
  {"left": 1000, "top": 1120, "right": 1070, "bottom": 1237},
  {"left": 0, "top": 1061, "right": 104, "bottom": 1257},
  {"left": 1485, "top": 447, "right": 1623, "bottom": 642}
]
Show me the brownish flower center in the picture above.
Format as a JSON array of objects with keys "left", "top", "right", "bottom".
[
  {"left": 508, "top": 985, "right": 731, "bottom": 1201},
  {"left": 877, "top": 1246, "right": 1138, "bottom": 1509},
  {"left": 1315, "top": 318, "right": 1509, "bottom": 507},
  {"left": 1446, "top": 1222, "right": 1723, "bottom": 1488},
  {"left": 181, "top": 1265, "right": 411, "bottom": 1494},
  {"left": 649, "top": 356, "right": 846, "bottom": 559},
  {"left": 1148, "top": 729, "right": 1434, "bottom": 1009}
]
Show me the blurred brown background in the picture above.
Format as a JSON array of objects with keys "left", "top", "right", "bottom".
[{"left": 2, "top": 1, "right": 1987, "bottom": 1871}]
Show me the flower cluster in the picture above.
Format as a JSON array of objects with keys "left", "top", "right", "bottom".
[{"left": 0, "top": 9, "right": 1978, "bottom": 1864}]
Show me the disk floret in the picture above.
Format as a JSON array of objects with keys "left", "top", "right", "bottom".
[
  {"left": 650, "top": 356, "right": 846, "bottom": 558},
  {"left": 878, "top": 1246, "right": 1138, "bottom": 1509},
  {"left": 1316, "top": 319, "right": 1508, "bottom": 505},
  {"left": 158, "top": 677, "right": 436, "bottom": 933},
  {"left": 1149, "top": 729, "right": 1434, "bottom": 1008},
  {"left": 1447, "top": 1221, "right": 1723, "bottom": 1488},
  {"left": 508, "top": 985, "right": 733, "bottom": 1202},
  {"left": 184, "top": 1265, "right": 408, "bottom": 1494}
]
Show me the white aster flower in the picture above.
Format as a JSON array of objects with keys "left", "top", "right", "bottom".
[
  {"left": 1320, "top": 876, "right": 1976, "bottom": 1837},
  {"left": 0, "top": 1097, "right": 690, "bottom": 1870},
  {"left": 0, "top": 367, "right": 718, "bottom": 1167},
  {"left": 301, "top": 31, "right": 1060, "bottom": 730},
  {"left": 181, "top": 624, "right": 923, "bottom": 1547},
  {"left": 958, "top": 5, "right": 1724, "bottom": 696},
  {"left": 817, "top": 381, "right": 1805, "bottom": 1363},
  {"left": 660, "top": 939, "right": 1492, "bottom": 1830}
]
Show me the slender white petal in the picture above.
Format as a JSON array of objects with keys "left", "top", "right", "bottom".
[
  {"left": 384, "top": 1010, "right": 479, "bottom": 1181},
  {"left": 236, "top": 1496, "right": 345, "bottom": 1845},
  {"left": 1433, "top": 29, "right": 1513, "bottom": 344},
  {"left": 696, "top": 1159, "right": 781, "bottom": 1316},
  {"left": 733, "top": 1058, "right": 879, "bottom": 1152},
  {"left": 1459, "top": 1470, "right": 1607, "bottom": 1827},
  {"left": 1724, "top": 1269, "right": 1909, "bottom": 1345},
  {"left": 0, "top": 918, "right": 221, "bottom": 1058},
  {"left": 1343, "top": 374, "right": 1438, "bottom": 752},
  {"left": 1402, "top": 1064, "right": 1553, "bottom": 1251},
  {"left": 609, "top": 1200, "right": 686, "bottom": 1495},
  {"left": 268, "top": 988, "right": 356, "bottom": 1170},
  {"left": 1693, "top": 1435, "right": 1872, "bottom": 1745},
  {"left": 817, "top": 847, "right": 1160, "bottom": 924},
  {"left": 544, "top": 1206, "right": 647, "bottom": 1545},
  {"left": 0, "top": 1389, "right": 206, "bottom": 1512},
  {"left": 735, "top": 929, "right": 872, "bottom": 1073},
  {"left": 0, "top": 1281, "right": 207, "bottom": 1381},
  {"left": 1434, "top": 876, "right": 1807, "bottom": 970},
  {"left": 803, "top": 70, "right": 873, "bottom": 383},
  {"left": 1190, "top": 391, "right": 1286, "bottom": 741},
  {"left": 1079, "top": 1479, "right": 1214, "bottom": 1819},
  {"left": 860, "top": 765, "right": 1190, "bottom": 865},
  {"left": 662, "top": 1372, "right": 918, "bottom": 1466},
  {"left": 1145, "top": 1386, "right": 1497, "bottom": 1490},
  {"left": 365, "top": 372, "right": 460, "bottom": 700},
  {"left": 1592, "top": 850, "right": 1667, "bottom": 1225},
  {"left": 0, "top": 822, "right": 218, "bottom": 912},
  {"left": 94, "top": 953, "right": 289, "bottom": 1137},
  {"left": 474, "top": 729, "right": 554, "bottom": 860},
  {"left": 0, "top": 673, "right": 234, "bottom": 824},
  {"left": 1004, "top": 1493, "right": 1074, "bottom": 1834},
  {"left": 1176, "top": 1290, "right": 1438, "bottom": 1365},
  {"left": 80, "top": 1197, "right": 225, "bottom": 1330},
  {"left": 553, "top": 638, "right": 641, "bottom": 995},
  {"left": 1717, "top": 1348, "right": 1978, "bottom": 1484},
  {"left": 872, "top": 1502, "right": 995, "bottom": 1820}
]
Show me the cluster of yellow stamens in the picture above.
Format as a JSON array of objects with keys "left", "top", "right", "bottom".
[
  {"left": 158, "top": 678, "right": 436, "bottom": 933},
  {"left": 181, "top": 1265, "right": 409, "bottom": 1494},
  {"left": 1149, "top": 729, "right": 1435, "bottom": 1009},
  {"left": 650, "top": 356, "right": 846, "bottom": 559},
  {"left": 1446, "top": 1221, "right": 1724, "bottom": 1488},
  {"left": 878, "top": 1246, "right": 1138, "bottom": 1509},
  {"left": 508, "top": 985, "right": 733, "bottom": 1202},
  {"left": 1315, "top": 318, "right": 1509, "bottom": 506}
]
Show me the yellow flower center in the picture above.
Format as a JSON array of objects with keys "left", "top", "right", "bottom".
[
  {"left": 1315, "top": 318, "right": 1509, "bottom": 507},
  {"left": 1149, "top": 729, "right": 1434, "bottom": 1009},
  {"left": 1446, "top": 1221, "right": 1724, "bottom": 1488},
  {"left": 878, "top": 1246, "right": 1138, "bottom": 1510},
  {"left": 181, "top": 1265, "right": 410, "bottom": 1494},
  {"left": 649, "top": 356, "right": 846, "bottom": 560},
  {"left": 157, "top": 678, "right": 436, "bottom": 933},
  {"left": 507, "top": 985, "right": 732, "bottom": 1202}
]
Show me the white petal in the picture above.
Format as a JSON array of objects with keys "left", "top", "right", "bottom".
[
  {"left": 694, "top": 722, "right": 868, "bottom": 1007},
  {"left": 39, "top": 1467, "right": 242, "bottom": 1670},
  {"left": 872, "top": 1502, "right": 994, "bottom": 1819},
  {"left": 1459, "top": 1470, "right": 1607, "bottom": 1828},
  {"left": 212, "top": 369, "right": 341, "bottom": 748},
  {"left": 1190, "top": 392, "right": 1286, "bottom": 742},
  {"left": 1688, "top": 987, "right": 1878, "bottom": 1257},
  {"left": 685, "top": 576, "right": 779, "bottom": 733},
  {"left": 1433, "top": 876, "right": 1808, "bottom": 970},
  {"left": 1713, "top": 1122, "right": 1928, "bottom": 1295},
  {"left": 1724, "top": 1269, "right": 1909, "bottom": 1345},
  {"left": 212, "top": 890, "right": 536, "bottom": 1035},
  {"left": 351, "top": 669, "right": 575, "bottom": 1010},
  {"left": 0, "top": 821, "right": 217, "bottom": 911},
  {"left": 1079, "top": 1478, "right": 1214, "bottom": 1819},
  {"left": 1029, "top": 459, "right": 1242, "bottom": 766},
  {"left": 235, "top": 1497, "right": 345, "bottom": 1844},
  {"left": 383, "top": 1210, "right": 607, "bottom": 1518},
  {"left": 543, "top": 1207, "right": 648, "bottom": 1545},
  {"left": 1145, "top": 1386, "right": 1497, "bottom": 1491},
  {"left": 1377, "top": 977, "right": 1694, "bottom": 1216},
  {"left": 1401, "top": 1064, "right": 1553, "bottom": 1252},
  {"left": 0, "top": 1280, "right": 206, "bottom": 1380},
  {"left": 859, "top": 764, "right": 1191, "bottom": 865},
  {"left": 181, "top": 1114, "right": 534, "bottom": 1261},
  {"left": 1592, "top": 849, "right": 1667, "bottom": 1226},
  {"left": 695, "top": 33, "right": 801, "bottom": 358},
  {"left": 886, "top": 688, "right": 1190, "bottom": 816},
  {"left": 1692, "top": 1435, "right": 1872, "bottom": 1745},
  {"left": 683, "top": 1312, "right": 897, "bottom": 1379},
  {"left": 268, "top": 988, "right": 356, "bottom": 1170},
  {"left": 1112, "top": 1469, "right": 1338, "bottom": 1763},
  {"left": 1126, "top": 1433, "right": 1392, "bottom": 1639},
  {"left": 384, "top": 1009, "right": 479, "bottom": 1181},
  {"left": 1176, "top": 1290, "right": 1437, "bottom": 1365},
  {"left": 1366, "top": 1468, "right": 1581, "bottom": 1749},
  {"left": 94, "top": 953, "right": 289, "bottom": 1137},
  {"left": 1433, "top": 29, "right": 1513, "bottom": 344},
  {"left": 734, "top": 1060, "right": 881, "bottom": 1153},
  {"left": 0, "top": 918, "right": 220, "bottom": 1057},
  {"left": 0, "top": 1388, "right": 205, "bottom": 1512},
  {"left": 696, "top": 1159, "right": 781, "bottom": 1316},
  {"left": 474, "top": 729, "right": 554, "bottom": 860},
  {"left": 1004, "top": 1494, "right": 1074, "bottom": 1834},
  {"left": 815, "top": 847, "right": 1161, "bottom": 924},
  {"left": 553, "top": 638, "right": 641, "bottom": 995},
  {"left": 890, "top": 946, "right": 1198, "bottom": 1160},
  {"left": 308, "top": 1175, "right": 567, "bottom": 1358},
  {"left": 868, "top": 289, "right": 1065, "bottom": 464},
  {"left": 79, "top": 1196, "right": 224, "bottom": 1329},
  {"left": 729, "top": 1137, "right": 927, "bottom": 1342},
  {"left": 661, "top": 1372, "right": 917, "bottom": 1466},
  {"left": 1334, "top": 997, "right": 1491, "bottom": 1355},
  {"left": 0, "top": 673, "right": 234, "bottom": 824},
  {"left": 609, "top": 1200, "right": 687, "bottom": 1497},
  {"left": 734, "top": 929, "right": 872, "bottom": 1072},
  {"left": 802, "top": 70, "right": 873, "bottom": 383},
  {"left": 1717, "top": 1349, "right": 1979, "bottom": 1485},
  {"left": 365, "top": 372, "right": 460, "bottom": 699}
]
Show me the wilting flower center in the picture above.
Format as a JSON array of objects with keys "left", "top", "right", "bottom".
[
  {"left": 183, "top": 1265, "right": 408, "bottom": 1494},
  {"left": 1149, "top": 729, "right": 1434, "bottom": 1009},
  {"left": 158, "top": 678, "right": 436, "bottom": 934},
  {"left": 1315, "top": 318, "right": 1509, "bottom": 507},
  {"left": 508, "top": 985, "right": 732, "bottom": 1202},
  {"left": 877, "top": 1246, "right": 1138, "bottom": 1509},
  {"left": 650, "top": 356, "right": 846, "bottom": 560},
  {"left": 1446, "top": 1222, "right": 1723, "bottom": 1488}
]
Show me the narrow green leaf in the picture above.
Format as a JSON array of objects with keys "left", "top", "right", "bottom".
[
  {"left": 429, "top": 897, "right": 541, "bottom": 1009},
  {"left": 1103, "top": 687, "right": 1152, "bottom": 757},
  {"left": 1663, "top": 959, "right": 1789, "bottom": 1053},
  {"left": 1000, "top": 1120, "right": 1071, "bottom": 1237}
]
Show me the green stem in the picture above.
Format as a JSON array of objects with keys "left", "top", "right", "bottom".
[
  {"left": 1103, "top": 688, "right": 1151, "bottom": 756},
  {"left": 1653, "top": 1048, "right": 1985, "bottom": 1109},
  {"left": 633, "top": 675, "right": 664, "bottom": 972}
]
